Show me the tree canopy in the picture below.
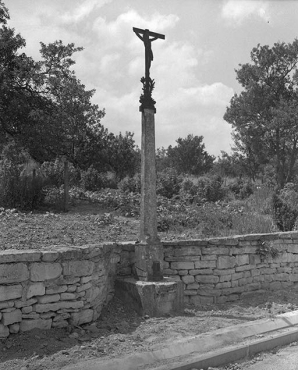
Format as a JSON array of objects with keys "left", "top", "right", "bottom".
[
  {"left": 166, "top": 134, "right": 214, "bottom": 175},
  {"left": 224, "top": 39, "right": 298, "bottom": 188}
]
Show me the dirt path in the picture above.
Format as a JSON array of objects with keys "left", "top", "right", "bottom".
[{"left": 1, "top": 286, "right": 298, "bottom": 370}]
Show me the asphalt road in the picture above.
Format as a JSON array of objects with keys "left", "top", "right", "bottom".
[{"left": 239, "top": 344, "right": 298, "bottom": 370}]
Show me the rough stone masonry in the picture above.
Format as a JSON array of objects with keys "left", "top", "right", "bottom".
[{"left": 0, "top": 244, "right": 122, "bottom": 338}]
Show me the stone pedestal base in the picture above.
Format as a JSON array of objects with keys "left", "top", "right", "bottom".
[
  {"left": 134, "top": 242, "right": 164, "bottom": 281},
  {"left": 115, "top": 277, "right": 184, "bottom": 317}
]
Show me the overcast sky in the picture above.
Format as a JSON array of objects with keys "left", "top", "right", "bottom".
[{"left": 4, "top": 0, "right": 298, "bottom": 156}]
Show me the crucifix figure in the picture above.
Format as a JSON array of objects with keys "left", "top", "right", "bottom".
[
  {"left": 133, "top": 27, "right": 165, "bottom": 79},
  {"left": 133, "top": 27, "right": 165, "bottom": 111}
]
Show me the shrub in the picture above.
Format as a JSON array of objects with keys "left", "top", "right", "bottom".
[
  {"left": 228, "top": 178, "right": 254, "bottom": 199},
  {"left": 118, "top": 174, "right": 141, "bottom": 193},
  {"left": 41, "top": 159, "right": 80, "bottom": 188},
  {"left": 272, "top": 185, "right": 298, "bottom": 231},
  {"left": 195, "top": 175, "right": 226, "bottom": 202},
  {"left": 0, "top": 143, "right": 44, "bottom": 210},
  {"left": 156, "top": 168, "right": 183, "bottom": 199}
]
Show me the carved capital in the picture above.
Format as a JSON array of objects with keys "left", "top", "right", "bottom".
[{"left": 139, "top": 77, "right": 156, "bottom": 113}]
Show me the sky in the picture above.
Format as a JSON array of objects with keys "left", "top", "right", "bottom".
[{"left": 4, "top": 0, "right": 298, "bottom": 156}]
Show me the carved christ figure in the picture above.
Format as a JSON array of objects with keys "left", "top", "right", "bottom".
[{"left": 133, "top": 28, "right": 165, "bottom": 79}]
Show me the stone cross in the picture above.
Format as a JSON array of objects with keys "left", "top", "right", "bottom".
[{"left": 133, "top": 27, "right": 165, "bottom": 281}]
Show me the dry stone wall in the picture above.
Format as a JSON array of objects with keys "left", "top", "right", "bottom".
[
  {"left": 114, "top": 232, "right": 298, "bottom": 305},
  {"left": 162, "top": 232, "right": 298, "bottom": 305},
  {"left": 0, "top": 244, "right": 121, "bottom": 338},
  {"left": 2, "top": 232, "right": 298, "bottom": 338}
]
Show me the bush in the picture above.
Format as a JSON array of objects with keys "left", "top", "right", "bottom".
[
  {"left": 272, "top": 184, "right": 298, "bottom": 231},
  {"left": 228, "top": 178, "right": 254, "bottom": 199},
  {"left": 156, "top": 169, "right": 183, "bottom": 199},
  {"left": 195, "top": 175, "right": 226, "bottom": 202},
  {"left": 41, "top": 159, "right": 80, "bottom": 188},
  {"left": 0, "top": 143, "right": 44, "bottom": 210},
  {"left": 118, "top": 174, "right": 141, "bottom": 193}
]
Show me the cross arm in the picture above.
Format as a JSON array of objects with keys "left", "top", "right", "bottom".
[{"left": 133, "top": 27, "right": 165, "bottom": 40}]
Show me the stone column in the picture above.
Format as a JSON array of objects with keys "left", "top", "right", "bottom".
[{"left": 135, "top": 108, "right": 163, "bottom": 281}]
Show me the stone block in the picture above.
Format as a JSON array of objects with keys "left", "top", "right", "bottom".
[
  {"left": 27, "top": 282, "right": 45, "bottom": 299},
  {"left": 62, "top": 260, "right": 95, "bottom": 277},
  {"left": 181, "top": 275, "right": 195, "bottom": 284},
  {"left": 81, "top": 276, "right": 93, "bottom": 284},
  {"left": 251, "top": 269, "right": 260, "bottom": 276},
  {"left": 76, "top": 282, "right": 92, "bottom": 293},
  {"left": 219, "top": 275, "right": 232, "bottom": 282},
  {"left": 198, "top": 287, "right": 221, "bottom": 296},
  {"left": 0, "top": 285, "right": 22, "bottom": 302},
  {"left": 15, "top": 298, "right": 37, "bottom": 308},
  {"left": 201, "top": 247, "right": 229, "bottom": 255},
  {"left": 2, "top": 309, "right": 22, "bottom": 326},
  {"left": 0, "top": 250, "right": 41, "bottom": 264},
  {"left": 0, "top": 263, "right": 29, "bottom": 283},
  {"left": 235, "top": 265, "right": 253, "bottom": 272},
  {"left": 0, "top": 324, "right": 9, "bottom": 338},
  {"left": 216, "top": 282, "right": 231, "bottom": 289},
  {"left": 195, "top": 275, "right": 219, "bottom": 284},
  {"left": 187, "top": 283, "right": 200, "bottom": 290},
  {"left": 85, "top": 286, "right": 102, "bottom": 303},
  {"left": 217, "top": 256, "right": 236, "bottom": 269},
  {"left": 200, "top": 255, "right": 218, "bottom": 261},
  {"left": 30, "top": 263, "right": 62, "bottom": 282},
  {"left": 170, "top": 262, "right": 194, "bottom": 270},
  {"left": 9, "top": 323, "right": 20, "bottom": 334},
  {"left": 34, "top": 300, "right": 84, "bottom": 313},
  {"left": 56, "top": 276, "right": 80, "bottom": 285},
  {"left": 236, "top": 254, "right": 249, "bottom": 266},
  {"left": 115, "top": 278, "right": 184, "bottom": 317},
  {"left": 22, "top": 312, "right": 40, "bottom": 320},
  {"left": 275, "top": 273, "right": 290, "bottom": 281},
  {"left": 216, "top": 296, "right": 228, "bottom": 304},
  {"left": 214, "top": 268, "right": 235, "bottom": 275},
  {"left": 37, "top": 294, "right": 60, "bottom": 304},
  {"left": 60, "top": 292, "right": 77, "bottom": 300},
  {"left": 189, "top": 269, "right": 213, "bottom": 275},
  {"left": 290, "top": 274, "right": 298, "bottom": 282},
  {"left": 184, "top": 289, "right": 198, "bottom": 295},
  {"left": 226, "top": 294, "right": 240, "bottom": 302},
  {"left": 70, "top": 309, "right": 94, "bottom": 325},
  {"left": 238, "top": 277, "right": 253, "bottom": 286},
  {"left": 222, "top": 286, "right": 246, "bottom": 295},
  {"left": 231, "top": 272, "right": 244, "bottom": 281},
  {"left": 52, "top": 320, "right": 68, "bottom": 328},
  {"left": 194, "top": 261, "right": 216, "bottom": 269},
  {"left": 46, "top": 285, "right": 67, "bottom": 295},
  {"left": 178, "top": 270, "right": 188, "bottom": 276},
  {"left": 22, "top": 306, "right": 33, "bottom": 314},
  {"left": 67, "top": 285, "right": 77, "bottom": 293},
  {"left": 20, "top": 319, "right": 52, "bottom": 332},
  {"left": 269, "top": 281, "right": 282, "bottom": 290},
  {"left": 173, "top": 247, "right": 201, "bottom": 256},
  {"left": 41, "top": 251, "right": 59, "bottom": 262},
  {"left": 247, "top": 283, "right": 261, "bottom": 291},
  {"left": 0, "top": 301, "right": 14, "bottom": 309}
]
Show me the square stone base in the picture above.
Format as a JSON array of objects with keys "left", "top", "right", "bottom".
[{"left": 115, "top": 277, "right": 184, "bottom": 317}]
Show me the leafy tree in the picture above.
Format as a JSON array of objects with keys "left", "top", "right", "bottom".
[
  {"left": 224, "top": 40, "right": 298, "bottom": 188},
  {"left": 212, "top": 151, "right": 259, "bottom": 181},
  {"left": 167, "top": 134, "right": 214, "bottom": 175},
  {"left": 104, "top": 132, "right": 140, "bottom": 179},
  {"left": 0, "top": 2, "right": 105, "bottom": 165},
  {"left": 0, "top": 0, "right": 8, "bottom": 24}
]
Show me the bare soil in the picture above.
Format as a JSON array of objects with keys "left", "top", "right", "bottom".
[{"left": 1, "top": 201, "right": 298, "bottom": 370}]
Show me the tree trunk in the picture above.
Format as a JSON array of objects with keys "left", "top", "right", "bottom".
[{"left": 63, "top": 159, "right": 69, "bottom": 212}]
